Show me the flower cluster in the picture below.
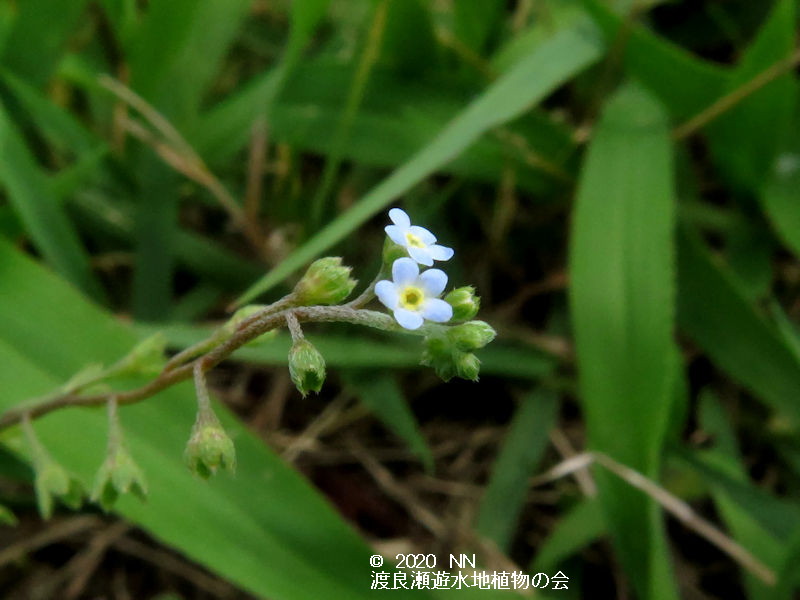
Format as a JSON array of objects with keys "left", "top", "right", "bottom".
[{"left": 377, "top": 208, "right": 456, "bottom": 330}]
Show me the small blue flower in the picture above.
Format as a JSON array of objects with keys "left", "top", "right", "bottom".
[
  {"left": 376, "top": 258, "right": 453, "bottom": 330},
  {"left": 385, "top": 208, "right": 454, "bottom": 267}
]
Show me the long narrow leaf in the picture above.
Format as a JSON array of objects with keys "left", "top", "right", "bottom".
[{"left": 569, "top": 81, "right": 677, "bottom": 598}]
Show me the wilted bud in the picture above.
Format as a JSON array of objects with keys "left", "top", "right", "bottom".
[
  {"left": 447, "top": 320, "right": 496, "bottom": 351},
  {"left": 91, "top": 446, "right": 148, "bottom": 511},
  {"left": 34, "top": 460, "right": 84, "bottom": 519},
  {"left": 382, "top": 237, "right": 407, "bottom": 266},
  {"left": 185, "top": 417, "right": 236, "bottom": 479},
  {"left": 0, "top": 504, "right": 16, "bottom": 525},
  {"left": 294, "top": 257, "right": 357, "bottom": 305},
  {"left": 445, "top": 287, "right": 480, "bottom": 321},
  {"left": 288, "top": 339, "right": 326, "bottom": 396},
  {"left": 454, "top": 351, "right": 481, "bottom": 381}
]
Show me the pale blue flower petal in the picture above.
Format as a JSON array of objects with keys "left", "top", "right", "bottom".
[
  {"left": 375, "top": 280, "right": 399, "bottom": 309},
  {"left": 407, "top": 246, "right": 433, "bottom": 266},
  {"left": 392, "top": 257, "right": 419, "bottom": 284},
  {"left": 428, "top": 244, "right": 454, "bottom": 262},
  {"left": 385, "top": 225, "right": 407, "bottom": 245},
  {"left": 421, "top": 299, "right": 453, "bottom": 323},
  {"left": 389, "top": 208, "right": 411, "bottom": 228},
  {"left": 419, "top": 269, "right": 447, "bottom": 297},
  {"left": 408, "top": 225, "right": 436, "bottom": 245},
  {"left": 394, "top": 308, "right": 424, "bottom": 330}
]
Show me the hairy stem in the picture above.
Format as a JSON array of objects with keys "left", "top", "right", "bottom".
[{"left": 0, "top": 305, "right": 427, "bottom": 431}]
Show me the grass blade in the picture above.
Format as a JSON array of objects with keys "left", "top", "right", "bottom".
[{"left": 569, "top": 82, "right": 677, "bottom": 598}]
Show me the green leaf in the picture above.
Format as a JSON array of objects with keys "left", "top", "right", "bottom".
[
  {"left": 475, "top": 389, "right": 557, "bottom": 551},
  {"left": 0, "top": 99, "right": 104, "bottom": 301},
  {"left": 706, "top": 0, "right": 797, "bottom": 191},
  {"left": 569, "top": 82, "right": 677, "bottom": 598},
  {"left": 677, "top": 226, "right": 800, "bottom": 420},
  {"left": 236, "top": 20, "right": 604, "bottom": 304},
  {"left": 345, "top": 372, "right": 433, "bottom": 472}
]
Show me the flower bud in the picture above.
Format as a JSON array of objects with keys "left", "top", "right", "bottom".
[
  {"left": 34, "top": 460, "right": 84, "bottom": 519},
  {"left": 185, "top": 419, "right": 236, "bottom": 479},
  {"left": 447, "top": 320, "right": 496, "bottom": 351},
  {"left": 445, "top": 286, "right": 480, "bottom": 321},
  {"left": 421, "top": 334, "right": 457, "bottom": 382},
  {"left": 91, "top": 446, "right": 148, "bottom": 511},
  {"left": 455, "top": 351, "right": 481, "bottom": 381},
  {"left": 293, "top": 257, "right": 357, "bottom": 305},
  {"left": 288, "top": 339, "right": 326, "bottom": 396},
  {"left": 382, "top": 237, "right": 407, "bottom": 266}
]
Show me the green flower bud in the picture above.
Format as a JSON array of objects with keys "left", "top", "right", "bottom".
[
  {"left": 421, "top": 334, "right": 457, "bottom": 382},
  {"left": 288, "top": 339, "right": 326, "bottom": 396},
  {"left": 185, "top": 417, "right": 236, "bottom": 479},
  {"left": 0, "top": 504, "right": 16, "bottom": 525},
  {"left": 34, "top": 460, "right": 84, "bottom": 519},
  {"left": 91, "top": 446, "right": 148, "bottom": 511},
  {"left": 294, "top": 257, "right": 357, "bottom": 305},
  {"left": 444, "top": 286, "right": 480, "bottom": 321},
  {"left": 455, "top": 351, "right": 481, "bottom": 381},
  {"left": 382, "top": 237, "right": 407, "bottom": 266},
  {"left": 446, "top": 320, "right": 496, "bottom": 351},
  {"left": 421, "top": 333, "right": 486, "bottom": 382}
]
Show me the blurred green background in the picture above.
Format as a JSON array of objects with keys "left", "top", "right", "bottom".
[{"left": 1, "top": 0, "right": 800, "bottom": 598}]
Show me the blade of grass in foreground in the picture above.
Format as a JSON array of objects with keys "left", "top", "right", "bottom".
[
  {"left": 236, "top": 20, "right": 604, "bottom": 305},
  {"left": 569, "top": 82, "right": 677, "bottom": 599}
]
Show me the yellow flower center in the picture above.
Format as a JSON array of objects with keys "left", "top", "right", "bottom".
[
  {"left": 399, "top": 286, "right": 424, "bottom": 310},
  {"left": 405, "top": 232, "right": 425, "bottom": 248}
]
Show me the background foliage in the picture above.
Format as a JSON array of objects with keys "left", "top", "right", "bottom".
[{"left": 1, "top": 0, "right": 800, "bottom": 598}]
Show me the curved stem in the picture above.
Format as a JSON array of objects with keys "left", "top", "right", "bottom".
[{"left": 0, "top": 305, "right": 428, "bottom": 431}]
